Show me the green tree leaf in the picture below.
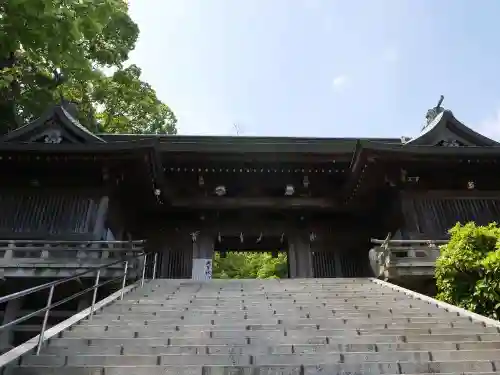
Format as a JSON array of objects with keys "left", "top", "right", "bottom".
[
  {"left": 0, "top": 0, "right": 176, "bottom": 135},
  {"left": 213, "top": 252, "right": 288, "bottom": 279},
  {"left": 436, "top": 222, "right": 500, "bottom": 319}
]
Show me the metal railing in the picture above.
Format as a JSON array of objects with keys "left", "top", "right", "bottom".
[{"left": 0, "top": 240, "right": 158, "bottom": 356}]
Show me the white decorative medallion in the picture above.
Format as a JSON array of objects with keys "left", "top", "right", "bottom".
[{"left": 43, "top": 129, "right": 63, "bottom": 144}]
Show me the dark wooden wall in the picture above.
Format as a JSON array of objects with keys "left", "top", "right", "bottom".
[
  {"left": 398, "top": 191, "right": 500, "bottom": 239},
  {"left": 0, "top": 189, "right": 109, "bottom": 239}
]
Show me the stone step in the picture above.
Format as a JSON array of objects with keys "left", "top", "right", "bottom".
[
  {"left": 48, "top": 332, "right": 500, "bottom": 347},
  {"left": 88, "top": 315, "right": 481, "bottom": 326},
  {"left": 40, "top": 342, "right": 500, "bottom": 356},
  {"left": 114, "top": 299, "right": 424, "bottom": 305},
  {"left": 42, "top": 343, "right": 500, "bottom": 358},
  {"left": 185, "top": 299, "right": 411, "bottom": 303},
  {"left": 5, "top": 367, "right": 494, "bottom": 375},
  {"left": 10, "top": 361, "right": 500, "bottom": 375},
  {"left": 93, "top": 311, "right": 453, "bottom": 321},
  {"left": 126, "top": 292, "right": 417, "bottom": 296},
  {"left": 12, "top": 278, "right": 500, "bottom": 375},
  {"left": 61, "top": 326, "right": 500, "bottom": 339},
  {"left": 103, "top": 306, "right": 438, "bottom": 314},
  {"left": 90, "top": 316, "right": 284, "bottom": 325},
  {"left": 161, "top": 294, "right": 394, "bottom": 299},
  {"left": 106, "top": 302, "right": 440, "bottom": 309},
  {"left": 123, "top": 291, "right": 404, "bottom": 296},
  {"left": 69, "top": 321, "right": 485, "bottom": 332},
  {"left": 157, "top": 297, "right": 409, "bottom": 303},
  {"left": 102, "top": 308, "right": 443, "bottom": 317},
  {"left": 19, "top": 350, "right": 500, "bottom": 366},
  {"left": 123, "top": 298, "right": 425, "bottom": 303}
]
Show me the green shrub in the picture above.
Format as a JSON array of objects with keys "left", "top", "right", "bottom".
[
  {"left": 212, "top": 252, "right": 288, "bottom": 279},
  {"left": 435, "top": 222, "right": 500, "bottom": 319}
]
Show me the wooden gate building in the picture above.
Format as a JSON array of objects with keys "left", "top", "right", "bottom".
[{"left": 1, "top": 101, "right": 500, "bottom": 283}]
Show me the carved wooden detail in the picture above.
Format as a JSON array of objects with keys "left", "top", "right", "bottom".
[{"left": 436, "top": 139, "right": 464, "bottom": 147}]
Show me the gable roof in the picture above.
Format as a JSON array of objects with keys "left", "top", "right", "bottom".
[
  {"left": 1, "top": 103, "right": 105, "bottom": 144},
  {"left": 405, "top": 110, "right": 498, "bottom": 146}
]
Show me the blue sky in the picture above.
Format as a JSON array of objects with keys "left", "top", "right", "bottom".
[{"left": 128, "top": 1, "right": 500, "bottom": 139}]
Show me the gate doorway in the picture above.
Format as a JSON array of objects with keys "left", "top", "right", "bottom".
[{"left": 212, "top": 235, "right": 289, "bottom": 279}]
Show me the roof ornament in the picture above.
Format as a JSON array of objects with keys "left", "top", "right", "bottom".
[
  {"left": 190, "top": 231, "right": 200, "bottom": 243},
  {"left": 233, "top": 123, "right": 242, "bottom": 136},
  {"left": 423, "top": 95, "right": 445, "bottom": 131},
  {"left": 53, "top": 68, "right": 100, "bottom": 133},
  {"left": 52, "top": 68, "right": 66, "bottom": 102},
  {"left": 256, "top": 232, "right": 262, "bottom": 243},
  {"left": 52, "top": 68, "right": 81, "bottom": 126},
  {"left": 309, "top": 232, "right": 317, "bottom": 242}
]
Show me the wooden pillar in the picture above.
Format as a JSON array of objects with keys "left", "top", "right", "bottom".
[
  {"left": 289, "top": 233, "right": 312, "bottom": 278},
  {"left": 287, "top": 241, "right": 298, "bottom": 278},
  {"left": 334, "top": 252, "right": 344, "bottom": 277},
  {"left": 323, "top": 237, "right": 344, "bottom": 278},
  {"left": 163, "top": 232, "right": 193, "bottom": 279},
  {"left": 92, "top": 196, "right": 109, "bottom": 240},
  {"left": 157, "top": 239, "right": 170, "bottom": 279},
  {"left": 192, "top": 232, "right": 214, "bottom": 280},
  {"left": 149, "top": 228, "right": 193, "bottom": 279}
]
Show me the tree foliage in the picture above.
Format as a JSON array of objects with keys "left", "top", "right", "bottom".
[
  {"left": 212, "top": 252, "right": 288, "bottom": 279},
  {"left": 93, "top": 65, "right": 176, "bottom": 134},
  {"left": 0, "top": 0, "right": 176, "bottom": 134},
  {"left": 436, "top": 222, "right": 500, "bottom": 319}
]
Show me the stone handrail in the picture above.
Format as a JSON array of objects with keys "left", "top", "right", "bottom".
[
  {"left": 0, "top": 239, "right": 142, "bottom": 259},
  {"left": 369, "top": 236, "right": 448, "bottom": 280},
  {"left": 0, "top": 239, "right": 145, "bottom": 278}
]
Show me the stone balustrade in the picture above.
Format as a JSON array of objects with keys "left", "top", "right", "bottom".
[
  {"left": 0, "top": 240, "right": 145, "bottom": 278},
  {"left": 369, "top": 238, "right": 448, "bottom": 283}
]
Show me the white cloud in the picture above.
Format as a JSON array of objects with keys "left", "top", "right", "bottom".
[{"left": 332, "top": 75, "right": 349, "bottom": 91}]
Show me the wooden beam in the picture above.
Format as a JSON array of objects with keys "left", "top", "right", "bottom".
[
  {"left": 170, "top": 197, "right": 338, "bottom": 210},
  {"left": 400, "top": 190, "right": 500, "bottom": 199}
]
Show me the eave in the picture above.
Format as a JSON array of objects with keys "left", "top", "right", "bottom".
[
  {"left": 356, "top": 141, "right": 500, "bottom": 159},
  {"left": 406, "top": 110, "right": 499, "bottom": 147},
  {"left": 170, "top": 196, "right": 338, "bottom": 211},
  {"left": 0, "top": 139, "right": 159, "bottom": 154},
  {"left": 2, "top": 104, "right": 105, "bottom": 144},
  {"left": 100, "top": 134, "right": 401, "bottom": 155},
  {"left": 0, "top": 139, "right": 168, "bottom": 209},
  {"left": 343, "top": 141, "right": 500, "bottom": 206}
]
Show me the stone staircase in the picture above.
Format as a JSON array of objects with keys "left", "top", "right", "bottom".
[{"left": 6, "top": 278, "right": 500, "bottom": 374}]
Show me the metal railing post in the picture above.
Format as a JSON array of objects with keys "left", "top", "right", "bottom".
[
  {"left": 152, "top": 253, "right": 158, "bottom": 280},
  {"left": 36, "top": 284, "right": 55, "bottom": 355},
  {"left": 120, "top": 261, "right": 128, "bottom": 300},
  {"left": 140, "top": 254, "right": 148, "bottom": 287},
  {"left": 89, "top": 269, "right": 101, "bottom": 320}
]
